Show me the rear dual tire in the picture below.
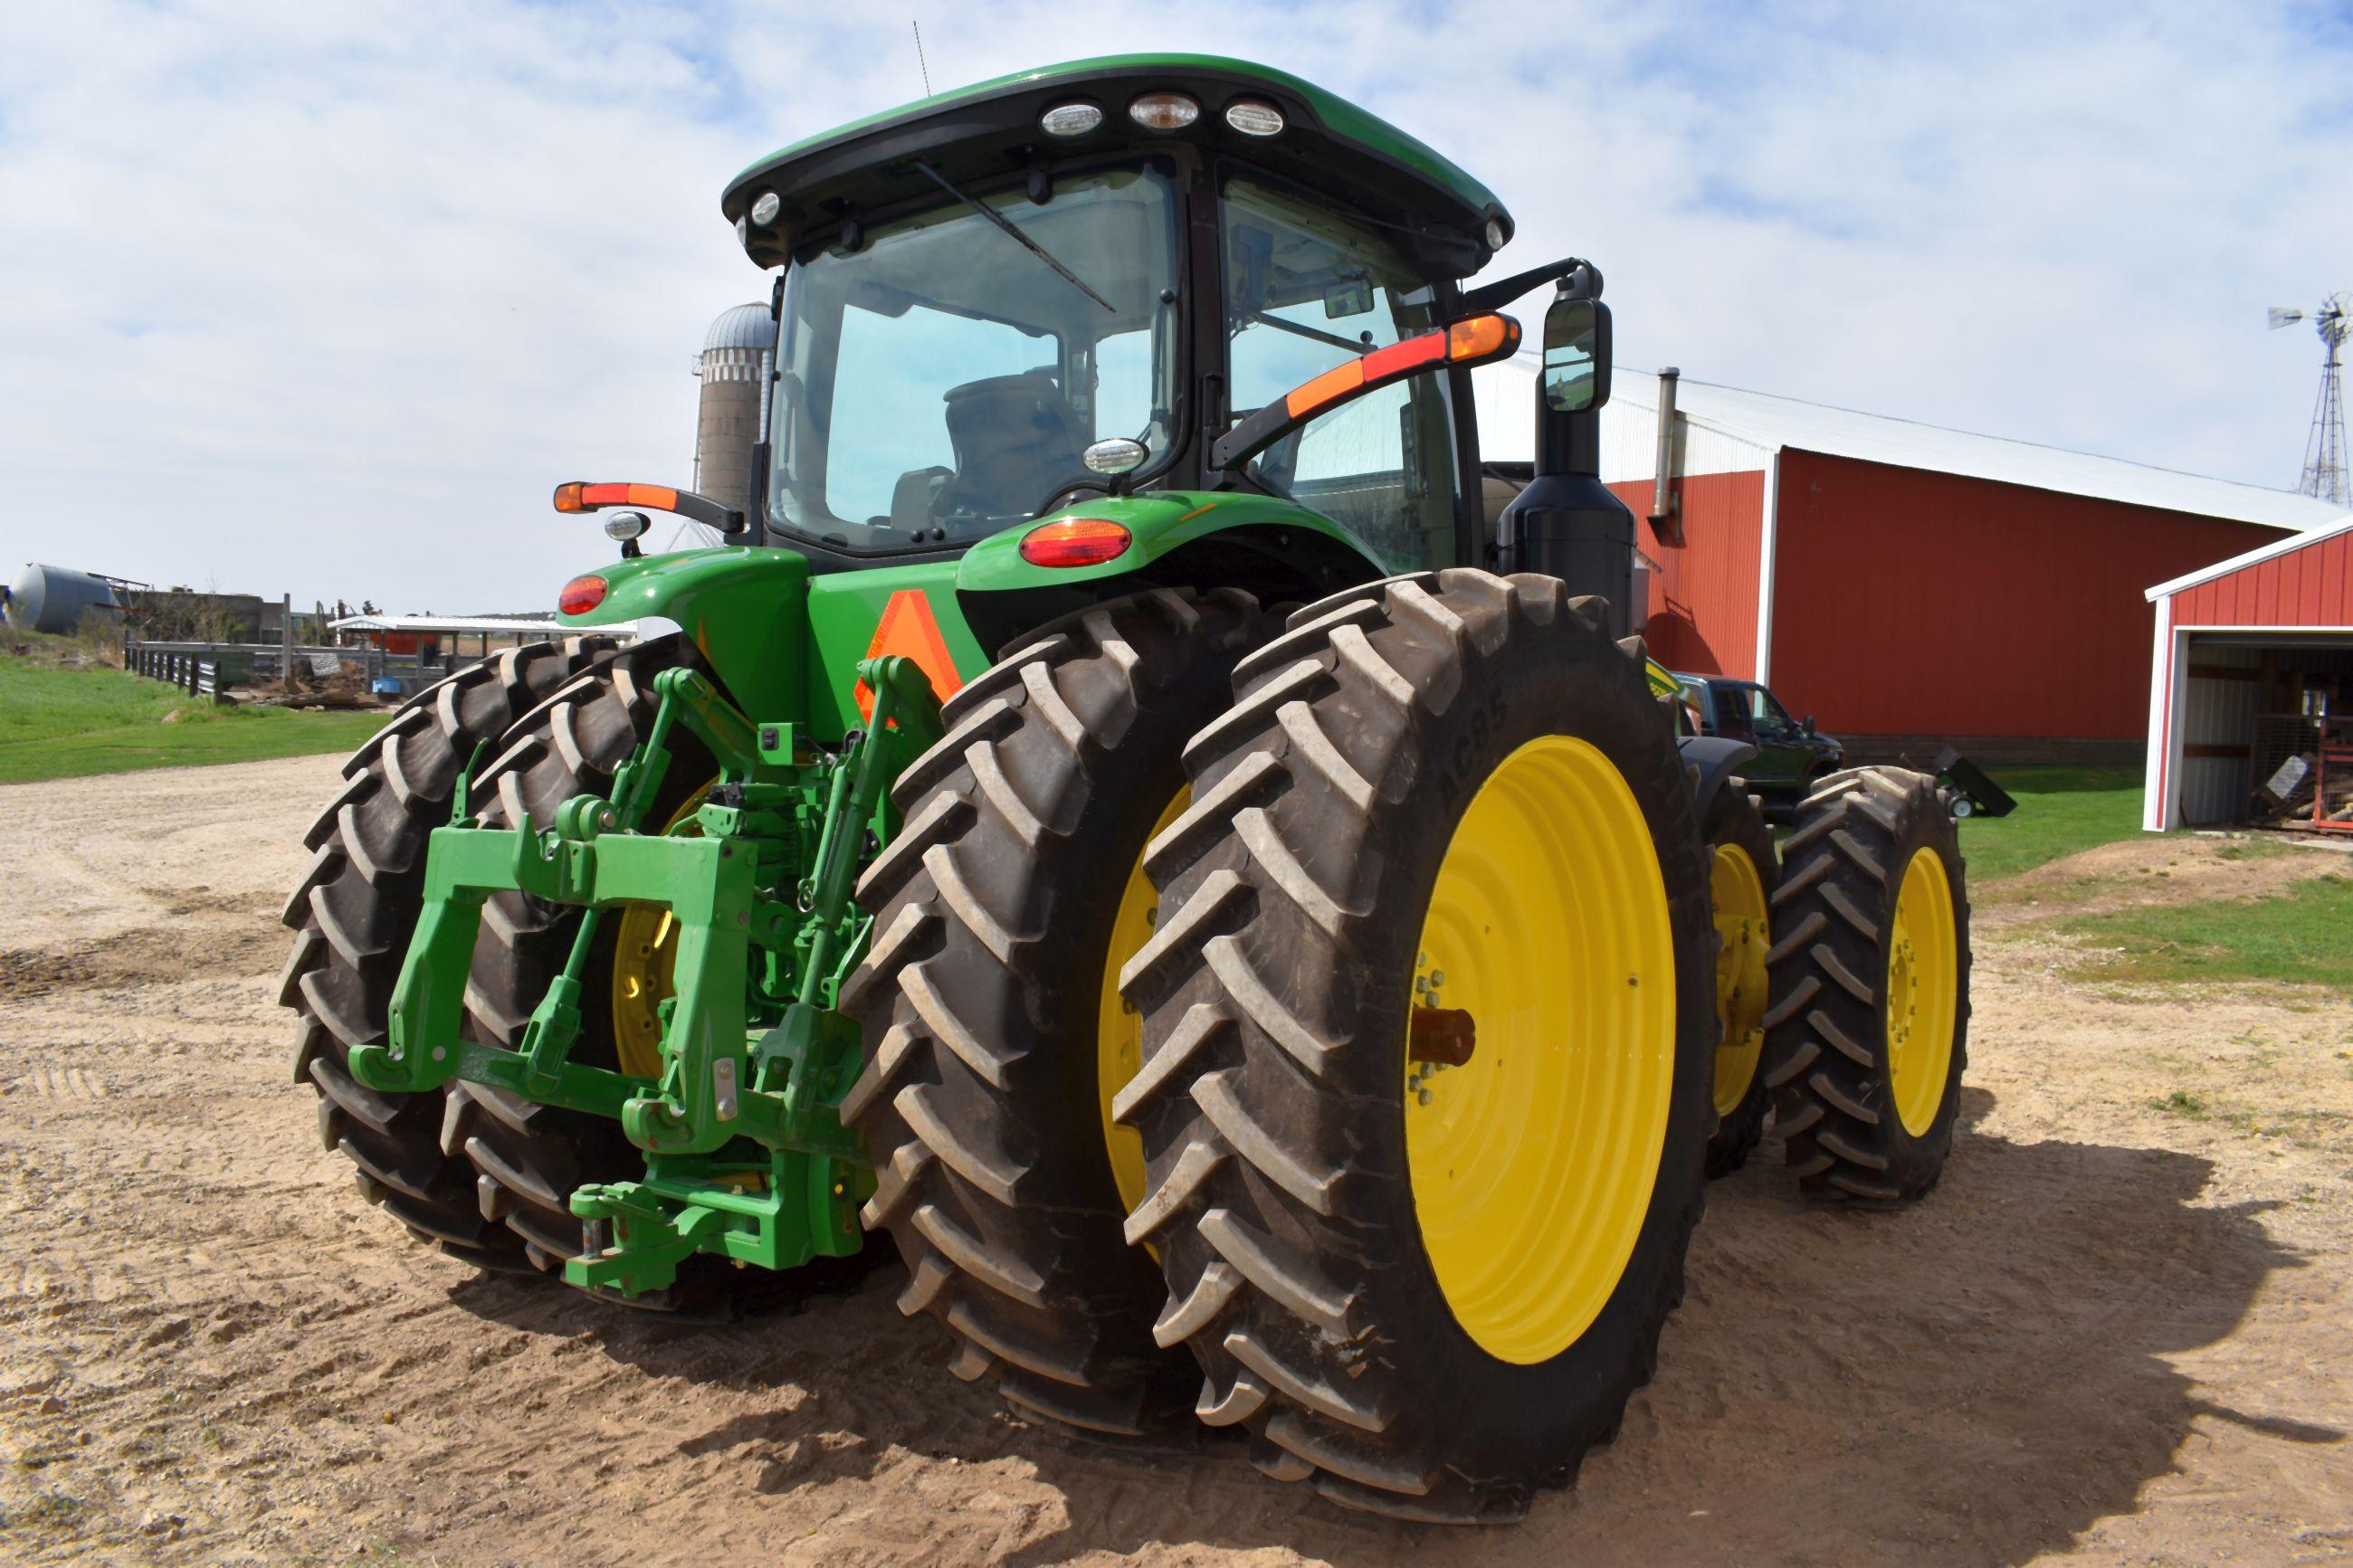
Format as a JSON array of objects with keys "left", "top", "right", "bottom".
[
  {"left": 281, "top": 636, "right": 619, "bottom": 1270},
  {"left": 1115, "top": 570, "right": 1716, "bottom": 1520},
  {"left": 1702, "top": 787, "right": 1777, "bottom": 1176},
  {"left": 841, "top": 587, "right": 1277, "bottom": 1439},
  {"left": 1764, "top": 766, "right": 1971, "bottom": 1202}
]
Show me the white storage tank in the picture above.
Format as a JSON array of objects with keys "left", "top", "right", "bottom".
[{"left": 6, "top": 563, "right": 123, "bottom": 634}]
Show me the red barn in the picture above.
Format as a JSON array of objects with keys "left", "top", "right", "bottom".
[
  {"left": 2142, "top": 516, "right": 2353, "bottom": 831},
  {"left": 1474, "top": 366, "right": 2342, "bottom": 764}
]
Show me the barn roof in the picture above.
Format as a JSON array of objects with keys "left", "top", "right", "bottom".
[
  {"left": 1617, "top": 372, "right": 2344, "bottom": 534},
  {"left": 1478, "top": 357, "right": 2343, "bottom": 535},
  {"left": 2143, "top": 510, "right": 2353, "bottom": 601}
]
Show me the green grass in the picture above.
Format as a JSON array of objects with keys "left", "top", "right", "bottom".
[
  {"left": 2062, "top": 874, "right": 2353, "bottom": 992},
  {"left": 0, "top": 652, "right": 386, "bottom": 785},
  {"left": 1952, "top": 765, "right": 2145, "bottom": 881}
]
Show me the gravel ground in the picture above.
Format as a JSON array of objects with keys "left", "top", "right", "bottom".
[{"left": 0, "top": 754, "right": 2347, "bottom": 1566}]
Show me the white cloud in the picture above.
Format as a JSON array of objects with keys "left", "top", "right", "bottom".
[{"left": 0, "top": 0, "right": 2345, "bottom": 610}]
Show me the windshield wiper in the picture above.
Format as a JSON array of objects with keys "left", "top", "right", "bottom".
[
  {"left": 1237, "top": 309, "right": 1375, "bottom": 356},
  {"left": 914, "top": 160, "right": 1115, "bottom": 315}
]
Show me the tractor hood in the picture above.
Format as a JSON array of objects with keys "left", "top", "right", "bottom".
[{"left": 722, "top": 54, "right": 1511, "bottom": 280}]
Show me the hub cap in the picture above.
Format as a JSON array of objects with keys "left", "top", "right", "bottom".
[
  {"left": 1709, "top": 842, "right": 1770, "bottom": 1117},
  {"left": 1406, "top": 736, "right": 1677, "bottom": 1364},
  {"left": 608, "top": 787, "right": 712, "bottom": 1078},
  {"left": 1886, "top": 845, "right": 1959, "bottom": 1136}
]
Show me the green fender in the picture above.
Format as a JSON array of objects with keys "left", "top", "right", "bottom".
[
  {"left": 557, "top": 546, "right": 811, "bottom": 721},
  {"left": 955, "top": 489, "right": 1387, "bottom": 597}
]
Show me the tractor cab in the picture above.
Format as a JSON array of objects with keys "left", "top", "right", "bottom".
[{"left": 716, "top": 56, "right": 1574, "bottom": 590}]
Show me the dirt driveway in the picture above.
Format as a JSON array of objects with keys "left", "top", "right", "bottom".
[{"left": 2, "top": 755, "right": 2348, "bottom": 1565}]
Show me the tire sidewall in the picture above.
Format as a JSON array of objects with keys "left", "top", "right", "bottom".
[{"left": 1321, "top": 614, "right": 1716, "bottom": 1478}]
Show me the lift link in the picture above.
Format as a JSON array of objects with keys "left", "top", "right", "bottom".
[{"left": 348, "top": 657, "right": 942, "bottom": 1298}]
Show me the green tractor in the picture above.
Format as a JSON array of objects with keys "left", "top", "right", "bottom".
[{"left": 282, "top": 54, "right": 1972, "bottom": 1522}]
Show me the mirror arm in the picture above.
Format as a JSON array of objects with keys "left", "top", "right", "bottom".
[
  {"left": 1211, "top": 316, "right": 1521, "bottom": 471},
  {"left": 1462, "top": 255, "right": 1602, "bottom": 315}
]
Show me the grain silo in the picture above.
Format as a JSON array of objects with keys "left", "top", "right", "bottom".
[{"left": 694, "top": 302, "right": 774, "bottom": 522}]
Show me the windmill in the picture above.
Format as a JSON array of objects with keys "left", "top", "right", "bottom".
[{"left": 2268, "top": 293, "right": 2350, "bottom": 505}]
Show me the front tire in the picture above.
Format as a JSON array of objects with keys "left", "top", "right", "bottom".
[{"left": 1117, "top": 571, "right": 1716, "bottom": 1521}]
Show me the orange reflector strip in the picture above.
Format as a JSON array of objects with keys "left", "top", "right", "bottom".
[
  {"left": 854, "top": 589, "right": 965, "bottom": 723},
  {"left": 1285, "top": 359, "right": 1365, "bottom": 419},
  {"left": 1019, "top": 517, "right": 1132, "bottom": 568},
  {"left": 1360, "top": 331, "right": 1447, "bottom": 383},
  {"left": 558, "top": 575, "right": 608, "bottom": 615},
  {"left": 581, "top": 482, "right": 680, "bottom": 510}
]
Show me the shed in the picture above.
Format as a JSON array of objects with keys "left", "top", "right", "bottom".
[
  {"left": 2139, "top": 515, "right": 2353, "bottom": 831},
  {"left": 1472, "top": 364, "right": 2343, "bottom": 763}
]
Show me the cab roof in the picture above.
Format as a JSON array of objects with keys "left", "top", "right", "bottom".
[{"left": 721, "top": 54, "right": 1512, "bottom": 280}]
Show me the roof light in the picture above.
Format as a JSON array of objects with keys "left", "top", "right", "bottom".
[
  {"left": 1224, "top": 100, "right": 1284, "bottom": 137},
  {"left": 1040, "top": 102, "right": 1102, "bottom": 137},
  {"left": 1020, "top": 517, "right": 1131, "bottom": 568},
  {"left": 1082, "top": 437, "right": 1148, "bottom": 476},
  {"left": 749, "top": 190, "right": 782, "bottom": 226},
  {"left": 554, "top": 481, "right": 681, "bottom": 514},
  {"left": 558, "top": 575, "right": 609, "bottom": 615},
  {"left": 1128, "top": 92, "right": 1198, "bottom": 131},
  {"left": 601, "top": 510, "right": 650, "bottom": 542},
  {"left": 1485, "top": 216, "right": 1510, "bottom": 251}
]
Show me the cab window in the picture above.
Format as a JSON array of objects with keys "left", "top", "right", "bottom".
[{"left": 1220, "top": 175, "right": 1462, "bottom": 571}]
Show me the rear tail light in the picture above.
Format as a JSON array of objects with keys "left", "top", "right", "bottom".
[
  {"left": 1020, "top": 518, "right": 1131, "bottom": 568},
  {"left": 558, "top": 575, "right": 609, "bottom": 615}
]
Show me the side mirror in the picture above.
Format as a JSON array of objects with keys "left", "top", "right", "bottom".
[
  {"left": 1804, "top": 715, "right": 1816, "bottom": 735},
  {"left": 1542, "top": 295, "right": 1612, "bottom": 413}
]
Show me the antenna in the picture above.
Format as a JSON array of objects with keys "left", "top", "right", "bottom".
[
  {"left": 2268, "top": 293, "right": 2351, "bottom": 505},
  {"left": 912, "top": 20, "right": 932, "bottom": 97}
]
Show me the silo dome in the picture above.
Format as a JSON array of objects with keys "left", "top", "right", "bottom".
[{"left": 701, "top": 302, "right": 773, "bottom": 355}]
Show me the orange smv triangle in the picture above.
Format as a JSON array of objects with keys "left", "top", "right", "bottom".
[{"left": 854, "top": 589, "right": 965, "bottom": 723}]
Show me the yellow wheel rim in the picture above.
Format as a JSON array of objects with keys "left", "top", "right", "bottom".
[
  {"left": 1098, "top": 786, "right": 1191, "bottom": 1216},
  {"left": 1407, "top": 736, "right": 1678, "bottom": 1365},
  {"left": 1709, "top": 842, "right": 1770, "bottom": 1117},
  {"left": 608, "top": 786, "right": 713, "bottom": 1079},
  {"left": 1886, "top": 846, "right": 1959, "bottom": 1137}
]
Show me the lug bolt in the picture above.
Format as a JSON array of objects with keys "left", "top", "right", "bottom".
[{"left": 1416, "top": 1087, "right": 1434, "bottom": 1106}]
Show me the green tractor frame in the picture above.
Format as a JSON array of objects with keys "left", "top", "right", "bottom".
[{"left": 284, "top": 54, "right": 1973, "bottom": 1522}]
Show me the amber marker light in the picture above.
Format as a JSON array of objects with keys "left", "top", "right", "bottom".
[
  {"left": 558, "top": 575, "right": 609, "bottom": 615},
  {"left": 554, "top": 481, "right": 682, "bottom": 513},
  {"left": 1019, "top": 517, "right": 1131, "bottom": 567}
]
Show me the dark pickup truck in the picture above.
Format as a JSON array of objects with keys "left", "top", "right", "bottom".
[{"left": 1672, "top": 672, "right": 1845, "bottom": 813}]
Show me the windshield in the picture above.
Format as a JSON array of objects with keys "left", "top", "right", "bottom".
[
  {"left": 1221, "top": 174, "right": 1459, "bottom": 571},
  {"left": 766, "top": 164, "right": 1180, "bottom": 553},
  {"left": 1742, "top": 685, "right": 1797, "bottom": 734}
]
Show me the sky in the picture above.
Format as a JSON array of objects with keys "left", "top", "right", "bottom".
[{"left": 2, "top": 0, "right": 2349, "bottom": 611}]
